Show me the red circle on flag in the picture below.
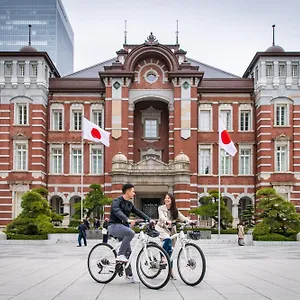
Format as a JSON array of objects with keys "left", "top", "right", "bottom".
[
  {"left": 221, "top": 130, "right": 231, "bottom": 145},
  {"left": 91, "top": 128, "right": 101, "bottom": 140}
]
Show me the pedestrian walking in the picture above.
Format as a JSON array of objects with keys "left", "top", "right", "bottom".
[{"left": 77, "top": 220, "right": 87, "bottom": 247}]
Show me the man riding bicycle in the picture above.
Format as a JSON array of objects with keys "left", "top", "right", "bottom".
[{"left": 108, "top": 183, "right": 153, "bottom": 282}]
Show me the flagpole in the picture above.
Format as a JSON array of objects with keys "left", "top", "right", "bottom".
[
  {"left": 80, "top": 136, "right": 84, "bottom": 221},
  {"left": 218, "top": 141, "right": 221, "bottom": 239}
]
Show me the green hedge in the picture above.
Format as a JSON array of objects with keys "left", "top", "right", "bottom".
[
  {"left": 6, "top": 233, "right": 48, "bottom": 240},
  {"left": 254, "top": 233, "right": 295, "bottom": 241},
  {"left": 49, "top": 227, "right": 78, "bottom": 234}
]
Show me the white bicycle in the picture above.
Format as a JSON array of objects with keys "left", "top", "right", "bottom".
[
  {"left": 167, "top": 221, "right": 206, "bottom": 286},
  {"left": 87, "top": 221, "right": 171, "bottom": 290}
]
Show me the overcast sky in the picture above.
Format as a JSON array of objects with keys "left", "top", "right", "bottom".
[{"left": 62, "top": 0, "right": 300, "bottom": 77}]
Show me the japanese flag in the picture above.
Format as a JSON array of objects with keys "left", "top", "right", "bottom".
[
  {"left": 82, "top": 117, "right": 110, "bottom": 147},
  {"left": 219, "top": 118, "right": 237, "bottom": 156}
]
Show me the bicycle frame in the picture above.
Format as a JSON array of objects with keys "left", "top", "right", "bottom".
[{"left": 103, "top": 227, "right": 153, "bottom": 270}]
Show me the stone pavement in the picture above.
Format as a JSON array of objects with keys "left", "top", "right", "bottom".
[{"left": 0, "top": 240, "right": 300, "bottom": 300}]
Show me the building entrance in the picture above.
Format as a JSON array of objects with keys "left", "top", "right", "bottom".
[{"left": 141, "top": 198, "right": 161, "bottom": 219}]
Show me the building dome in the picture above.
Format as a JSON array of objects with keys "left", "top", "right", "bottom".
[
  {"left": 265, "top": 45, "right": 285, "bottom": 53},
  {"left": 112, "top": 152, "right": 128, "bottom": 163},
  {"left": 19, "top": 45, "right": 38, "bottom": 52},
  {"left": 174, "top": 151, "right": 190, "bottom": 163}
]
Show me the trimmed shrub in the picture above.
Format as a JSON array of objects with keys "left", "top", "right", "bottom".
[
  {"left": 254, "top": 233, "right": 293, "bottom": 241},
  {"left": 68, "top": 219, "right": 81, "bottom": 228},
  {"left": 6, "top": 233, "right": 48, "bottom": 240}
]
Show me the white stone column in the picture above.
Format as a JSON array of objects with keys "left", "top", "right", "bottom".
[
  {"left": 62, "top": 202, "right": 70, "bottom": 227},
  {"left": 24, "top": 60, "right": 30, "bottom": 87},
  {"left": 286, "top": 61, "right": 292, "bottom": 88},
  {"left": 0, "top": 61, "right": 5, "bottom": 87},
  {"left": 258, "top": 61, "right": 266, "bottom": 87},
  {"left": 273, "top": 61, "right": 279, "bottom": 88},
  {"left": 37, "top": 60, "right": 44, "bottom": 86},
  {"left": 232, "top": 204, "right": 239, "bottom": 227},
  {"left": 12, "top": 60, "right": 18, "bottom": 87}
]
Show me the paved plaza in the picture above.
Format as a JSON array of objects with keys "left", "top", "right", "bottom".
[{"left": 0, "top": 240, "right": 299, "bottom": 300}]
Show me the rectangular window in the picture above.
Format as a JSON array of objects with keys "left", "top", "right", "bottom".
[
  {"left": 52, "top": 110, "right": 63, "bottom": 130},
  {"left": 5, "top": 62, "right": 12, "bottom": 76},
  {"left": 240, "top": 110, "right": 251, "bottom": 131},
  {"left": 72, "top": 111, "right": 82, "bottom": 131},
  {"left": 71, "top": 149, "right": 82, "bottom": 174},
  {"left": 144, "top": 119, "right": 158, "bottom": 138},
  {"left": 92, "top": 110, "right": 103, "bottom": 128},
  {"left": 255, "top": 67, "right": 258, "bottom": 83},
  {"left": 52, "top": 148, "right": 63, "bottom": 174},
  {"left": 91, "top": 148, "right": 103, "bottom": 174},
  {"left": 15, "top": 143, "right": 28, "bottom": 171},
  {"left": 266, "top": 64, "right": 273, "bottom": 77},
  {"left": 198, "top": 148, "right": 211, "bottom": 174},
  {"left": 16, "top": 104, "right": 28, "bottom": 125},
  {"left": 239, "top": 149, "right": 251, "bottom": 175},
  {"left": 18, "top": 63, "right": 25, "bottom": 76},
  {"left": 276, "top": 145, "right": 288, "bottom": 172},
  {"left": 199, "top": 110, "right": 211, "bottom": 131},
  {"left": 30, "top": 63, "right": 38, "bottom": 77},
  {"left": 220, "top": 110, "right": 232, "bottom": 130},
  {"left": 292, "top": 64, "right": 298, "bottom": 77},
  {"left": 279, "top": 64, "right": 286, "bottom": 76},
  {"left": 276, "top": 104, "right": 288, "bottom": 126},
  {"left": 221, "top": 149, "right": 231, "bottom": 175}
]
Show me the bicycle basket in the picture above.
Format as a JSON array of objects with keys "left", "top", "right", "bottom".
[
  {"left": 145, "top": 224, "right": 160, "bottom": 238},
  {"left": 189, "top": 231, "right": 201, "bottom": 240}
]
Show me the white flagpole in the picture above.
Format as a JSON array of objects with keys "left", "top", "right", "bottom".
[
  {"left": 80, "top": 136, "right": 84, "bottom": 221},
  {"left": 218, "top": 141, "right": 221, "bottom": 239}
]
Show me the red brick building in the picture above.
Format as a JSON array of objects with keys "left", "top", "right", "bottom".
[{"left": 0, "top": 34, "right": 299, "bottom": 227}]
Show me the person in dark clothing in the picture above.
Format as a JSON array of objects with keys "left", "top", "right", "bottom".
[
  {"left": 102, "top": 218, "right": 109, "bottom": 243},
  {"left": 108, "top": 183, "right": 152, "bottom": 282},
  {"left": 83, "top": 217, "right": 90, "bottom": 230},
  {"left": 77, "top": 221, "right": 87, "bottom": 247},
  {"left": 94, "top": 217, "right": 100, "bottom": 229}
]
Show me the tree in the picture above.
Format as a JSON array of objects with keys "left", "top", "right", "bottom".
[
  {"left": 74, "top": 184, "right": 112, "bottom": 219},
  {"left": 241, "top": 204, "right": 255, "bottom": 228},
  {"left": 6, "top": 190, "right": 54, "bottom": 235},
  {"left": 255, "top": 188, "right": 300, "bottom": 235},
  {"left": 190, "top": 190, "right": 233, "bottom": 229}
]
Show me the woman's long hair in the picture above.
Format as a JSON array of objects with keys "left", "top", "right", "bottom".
[{"left": 166, "top": 193, "right": 178, "bottom": 220}]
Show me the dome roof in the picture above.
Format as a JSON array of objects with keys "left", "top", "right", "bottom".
[
  {"left": 112, "top": 152, "right": 128, "bottom": 163},
  {"left": 265, "top": 45, "right": 285, "bottom": 53},
  {"left": 19, "top": 45, "right": 38, "bottom": 52},
  {"left": 174, "top": 151, "right": 190, "bottom": 163}
]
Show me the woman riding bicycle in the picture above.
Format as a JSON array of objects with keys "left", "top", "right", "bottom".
[{"left": 155, "top": 193, "right": 192, "bottom": 279}]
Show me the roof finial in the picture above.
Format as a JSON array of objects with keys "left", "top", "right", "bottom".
[
  {"left": 176, "top": 20, "right": 179, "bottom": 44},
  {"left": 272, "top": 24, "right": 275, "bottom": 46},
  {"left": 28, "top": 24, "right": 32, "bottom": 46},
  {"left": 124, "top": 20, "right": 127, "bottom": 44}
]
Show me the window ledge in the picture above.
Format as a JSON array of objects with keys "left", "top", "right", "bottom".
[
  {"left": 197, "top": 130, "right": 213, "bottom": 132},
  {"left": 237, "top": 130, "right": 254, "bottom": 133},
  {"left": 274, "top": 171, "right": 290, "bottom": 174},
  {"left": 273, "top": 125, "right": 290, "bottom": 128},
  {"left": 49, "top": 129, "right": 64, "bottom": 132},
  {"left": 142, "top": 137, "right": 160, "bottom": 141},
  {"left": 13, "top": 124, "right": 30, "bottom": 127}
]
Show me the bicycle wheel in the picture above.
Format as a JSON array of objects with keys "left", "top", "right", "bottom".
[
  {"left": 177, "top": 243, "right": 206, "bottom": 286},
  {"left": 87, "top": 243, "right": 117, "bottom": 284},
  {"left": 136, "top": 243, "right": 171, "bottom": 290}
]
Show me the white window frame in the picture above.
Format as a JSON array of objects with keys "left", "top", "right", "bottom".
[
  {"left": 90, "top": 145, "right": 104, "bottom": 175},
  {"left": 30, "top": 62, "right": 38, "bottom": 77},
  {"left": 278, "top": 63, "right": 286, "bottom": 77},
  {"left": 92, "top": 110, "right": 104, "bottom": 128},
  {"left": 220, "top": 149, "right": 232, "bottom": 175},
  {"left": 275, "top": 141, "right": 289, "bottom": 173},
  {"left": 219, "top": 105, "right": 233, "bottom": 131},
  {"left": 239, "top": 145, "right": 252, "bottom": 175},
  {"left": 15, "top": 103, "right": 29, "bottom": 125},
  {"left": 198, "top": 144, "right": 212, "bottom": 175},
  {"left": 51, "top": 145, "right": 64, "bottom": 174},
  {"left": 70, "top": 104, "right": 83, "bottom": 131},
  {"left": 13, "top": 140, "right": 28, "bottom": 171},
  {"left": 4, "top": 62, "right": 12, "bottom": 77},
  {"left": 292, "top": 64, "right": 299, "bottom": 77},
  {"left": 275, "top": 103, "right": 288, "bottom": 126},
  {"left": 18, "top": 62, "right": 25, "bottom": 77},
  {"left": 70, "top": 146, "right": 82, "bottom": 174},
  {"left": 266, "top": 63, "right": 273, "bottom": 77},
  {"left": 239, "top": 104, "right": 252, "bottom": 132},
  {"left": 198, "top": 104, "right": 212, "bottom": 131}
]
